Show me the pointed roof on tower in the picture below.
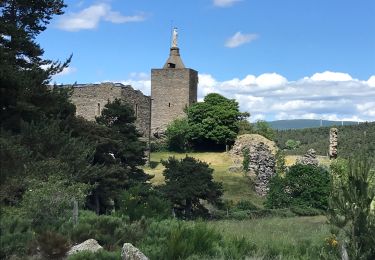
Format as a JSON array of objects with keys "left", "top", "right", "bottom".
[{"left": 163, "top": 27, "right": 185, "bottom": 69}]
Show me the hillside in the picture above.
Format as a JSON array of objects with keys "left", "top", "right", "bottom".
[
  {"left": 275, "top": 121, "right": 375, "bottom": 157},
  {"left": 268, "top": 119, "right": 359, "bottom": 130}
]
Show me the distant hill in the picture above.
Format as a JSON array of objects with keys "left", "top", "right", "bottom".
[
  {"left": 274, "top": 122, "right": 375, "bottom": 157},
  {"left": 268, "top": 119, "right": 358, "bottom": 130}
]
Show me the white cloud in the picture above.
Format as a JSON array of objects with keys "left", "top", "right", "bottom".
[
  {"left": 96, "top": 71, "right": 375, "bottom": 122},
  {"left": 57, "top": 3, "right": 145, "bottom": 31},
  {"left": 309, "top": 71, "right": 352, "bottom": 81},
  {"left": 367, "top": 75, "right": 375, "bottom": 87},
  {"left": 225, "top": 32, "right": 258, "bottom": 48},
  {"left": 213, "top": 0, "right": 241, "bottom": 7}
]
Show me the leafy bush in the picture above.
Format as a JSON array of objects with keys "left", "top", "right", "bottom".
[
  {"left": 235, "top": 199, "right": 259, "bottom": 211},
  {"left": 66, "top": 211, "right": 146, "bottom": 250},
  {"left": 20, "top": 177, "right": 90, "bottom": 228},
  {"left": 117, "top": 185, "right": 171, "bottom": 221},
  {"left": 37, "top": 231, "right": 70, "bottom": 259},
  {"left": 165, "top": 118, "right": 191, "bottom": 152},
  {"left": 265, "top": 164, "right": 331, "bottom": 210},
  {"left": 242, "top": 148, "right": 250, "bottom": 172},
  {"left": 290, "top": 206, "right": 323, "bottom": 216},
  {"left": 67, "top": 250, "right": 121, "bottom": 260},
  {"left": 0, "top": 213, "right": 34, "bottom": 259},
  {"left": 264, "top": 175, "right": 291, "bottom": 209}
]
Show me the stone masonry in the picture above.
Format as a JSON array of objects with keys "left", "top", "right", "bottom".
[
  {"left": 329, "top": 128, "right": 338, "bottom": 159},
  {"left": 151, "top": 68, "right": 198, "bottom": 133},
  {"left": 69, "top": 29, "right": 197, "bottom": 138},
  {"left": 70, "top": 83, "right": 151, "bottom": 137}
]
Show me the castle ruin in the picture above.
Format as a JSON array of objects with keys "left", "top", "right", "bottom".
[{"left": 70, "top": 28, "right": 198, "bottom": 137}]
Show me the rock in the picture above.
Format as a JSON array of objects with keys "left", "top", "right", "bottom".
[
  {"left": 297, "top": 149, "right": 319, "bottom": 166},
  {"left": 121, "top": 243, "right": 149, "bottom": 260},
  {"left": 230, "top": 134, "right": 278, "bottom": 158},
  {"left": 67, "top": 239, "right": 103, "bottom": 256}
]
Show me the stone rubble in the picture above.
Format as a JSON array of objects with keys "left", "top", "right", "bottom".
[
  {"left": 297, "top": 148, "right": 319, "bottom": 166},
  {"left": 329, "top": 128, "right": 338, "bottom": 159},
  {"left": 121, "top": 243, "right": 149, "bottom": 260},
  {"left": 67, "top": 239, "right": 103, "bottom": 256}
]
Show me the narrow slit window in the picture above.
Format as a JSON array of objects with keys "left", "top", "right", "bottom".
[{"left": 168, "top": 103, "right": 171, "bottom": 107}]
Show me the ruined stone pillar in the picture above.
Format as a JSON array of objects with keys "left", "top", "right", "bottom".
[{"left": 329, "top": 128, "right": 338, "bottom": 159}]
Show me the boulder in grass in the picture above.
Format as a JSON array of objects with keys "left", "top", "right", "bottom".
[
  {"left": 121, "top": 243, "right": 149, "bottom": 260},
  {"left": 67, "top": 239, "right": 103, "bottom": 256}
]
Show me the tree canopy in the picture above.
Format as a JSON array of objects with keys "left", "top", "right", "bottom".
[
  {"left": 161, "top": 156, "right": 223, "bottom": 219},
  {"left": 166, "top": 93, "right": 249, "bottom": 151}
]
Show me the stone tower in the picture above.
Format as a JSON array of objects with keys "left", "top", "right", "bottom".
[{"left": 151, "top": 28, "right": 198, "bottom": 134}]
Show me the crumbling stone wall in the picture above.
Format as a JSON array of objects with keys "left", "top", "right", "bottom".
[
  {"left": 230, "top": 134, "right": 277, "bottom": 196},
  {"left": 249, "top": 143, "right": 276, "bottom": 197},
  {"left": 151, "top": 68, "right": 198, "bottom": 133},
  {"left": 329, "top": 128, "right": 338, "bottom": 159},
  {"left": 70, "top": 83, "right": 150, "bottom": 137},
  {"left": 297, "top": 148, "right": 319, "bottom": 166}
]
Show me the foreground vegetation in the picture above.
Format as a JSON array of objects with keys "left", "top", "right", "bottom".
[{"left": 1, "top": 1, "right": 374, "bottom": 259}]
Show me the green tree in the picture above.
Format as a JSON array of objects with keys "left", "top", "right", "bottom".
[
  {"left": 327, "top": 157, "right": 375, "bottom": 260},
  {"left": 265, "top": 164, "right": 331, "bottom": 210},
  {"left": 186, "top": 93, "right": 248, "bottom": 149},
  {"left": 237, "top": 119, "right": 253, "bottom": 135},
  {"left": 0, "top": 0, "right": 74, "bottom": 131},
  {"left": 254, "top": 120, "right": 275, "bottom": 140},
  {"left": 165, "top": 117, "right": 191, "bottom": 152},
  {"left": 285, "top": 139, "right": 301, "bottom": 150},
  {"left": 161, "top": 156, "right": 223, "bottom": 219},
  {"left": 68, "top": 99, "right": 152, "bottom": 214}
]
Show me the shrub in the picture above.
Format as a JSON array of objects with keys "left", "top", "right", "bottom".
[
  {"left": 235, "top": 199, "right": 259, "bottom": 211},
  {"left": 290, "top": 206, "right": 323, "bottom": 216},
  {"left": 0, "top": 213, "right": 34, "bottom": 259},
  {"left": 222, "top": 236, "right": 257, "bottom": 259},
  {"left": 265, "top": 164, "right": 331, "bottom": 210},
  {"left": 66, "top": 211, "right": 146, "bottom": 250},
  {"left": 140, "top": 219, "right": 222, "bottom": 259},
  {"left": 20, "top": 177, "right": 90, "bottom": 228},
  {"left": 264, "top": 175, "right": 291, "bottom": 209},
  {"left": 165, "top": 118, "right": 191, "bottom": 152},
  {"left": 327, "top": 157, "right": 375, "bottom": 259},
  {"left": 242, "top": 148, "right": 250, "bottom": 172},
  {"left": 67, "top": 250, "right": 121, "bottom": 260},
  {"left": 117, "top": 185, "right": 171, "bottom": 221},
  {"left": 37, "top": 231, "right": 70, "bottom": 259}
]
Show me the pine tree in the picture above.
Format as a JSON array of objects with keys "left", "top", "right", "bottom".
[
  {"left": 161, "top": 156, "right": 223, "bottom": 219},
  {"left": 0, "top": 0, "right": 73, "bottom": 131},
  {"left": 327, "top": 157, "right": 375, "bottom": 259}
]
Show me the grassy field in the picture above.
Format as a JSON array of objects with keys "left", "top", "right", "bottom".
[
  {"left": 209, "top": 216, "right": 329, "bottom": 258},
  {"left": 144, "top": 152, "right": 331, "bottom": 207},
  {"left": 144, "top": 151, "right": 264, "bottom": 206}
]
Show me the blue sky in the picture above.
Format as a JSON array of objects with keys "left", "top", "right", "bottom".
[{"left": 39, "top": 0, "right": 375, "bottom": 122}]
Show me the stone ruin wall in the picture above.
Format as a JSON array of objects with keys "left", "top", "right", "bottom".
[
  {"left": 151, "top": 68, "right": 198, "bottom": 132},
  {"left": 329, "top": 128, "right": 338, "bottom": 159},
  {"left": 70, "top": 83, "right": 150, "bottom": 137}
]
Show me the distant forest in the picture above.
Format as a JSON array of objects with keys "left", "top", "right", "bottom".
[
  {"left": 274, "top": 122, "right": 375, "bottom": 158},
  {"left": 268, "top": 119, "right": 358, "bottom": 130}
]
